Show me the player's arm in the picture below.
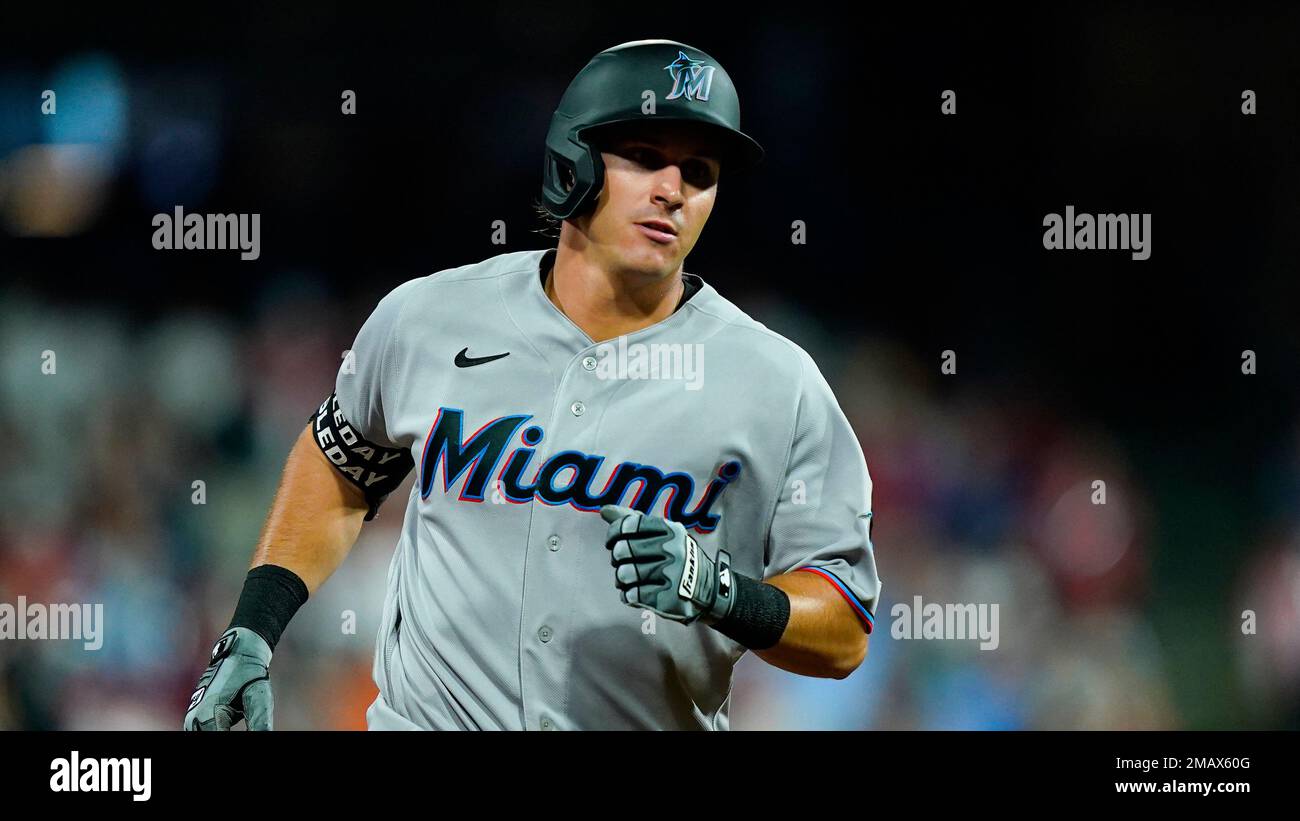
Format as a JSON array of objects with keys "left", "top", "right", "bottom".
[
  {"left": 249, "top": 420, "right": 370, "bottom": 593},
  {"left": 185, "top": 278, "right": 420, "bottom": 731},
  {"left": 750, "top": 570, "right": 867, "bottom": 679},
  {"left": 180, "top": 427, "right": 364, "bottom": 732},
  {"left": 183, "top": 417, "right": 392, "bottom": 731},
  {"left": 739, "top": 351, "right": 878, "bottom": 679},
  {"left": 602, "top": 506, "right": 875, "bottom": 680}
]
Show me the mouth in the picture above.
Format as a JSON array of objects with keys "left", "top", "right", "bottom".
[{"left": 635, "top": 220, "right": 678, "bottom": 244}]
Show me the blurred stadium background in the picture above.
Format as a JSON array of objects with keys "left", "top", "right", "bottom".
[{"left": 1, "top": 6, "right": 1298, "bottom": 729}]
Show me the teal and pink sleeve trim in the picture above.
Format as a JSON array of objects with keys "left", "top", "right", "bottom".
[{"left": 796, "top": 566, "right": 875, "bottom": 633}]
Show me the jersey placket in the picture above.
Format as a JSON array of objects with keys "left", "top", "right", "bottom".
[{"left": 517, "top": 347, "right": 609, "bottom": 731}]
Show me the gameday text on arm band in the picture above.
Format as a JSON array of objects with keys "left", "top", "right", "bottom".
[{"left": 310, "top": 393, "right": 414, "bottom": 521}]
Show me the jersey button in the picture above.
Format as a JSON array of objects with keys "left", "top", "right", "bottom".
[
  {"left": 581, "top": 356, "right": 597, "bottom": 371},
  {"left": 538, "top": 625, "right": 553, "bottom": 643},
  {"left": 540, "top": 717, "right": 555, "bottom": 730},
  {"left": 570, "top": 401, "right": 586, "bottom": 416},
  {"left": 547, "top": 535, "right": 561, "bottom": 551}
]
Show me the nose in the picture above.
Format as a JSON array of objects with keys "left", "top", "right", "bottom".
[{"left": 651, "top": 165, "right": 684, "bottom": 209}]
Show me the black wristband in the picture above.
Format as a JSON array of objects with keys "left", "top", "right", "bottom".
[
  {"left": 228, "top": 564, "right": 309, "bottom": 651},
  {"left": 708, "top": 572, "right": 790, "bottom": 650}
]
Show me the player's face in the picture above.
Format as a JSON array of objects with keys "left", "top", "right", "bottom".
[{"left": 576, "top": 123, "right": 721, "bottom": 280}]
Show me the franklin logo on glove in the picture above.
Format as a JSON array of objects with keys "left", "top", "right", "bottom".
[{"left": 679, "top": 535, "right": 699, "bottom": 599}]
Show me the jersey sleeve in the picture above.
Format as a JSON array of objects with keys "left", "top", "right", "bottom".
[
  {"left": 334, "top": 277, "right": 424, "bottom": 449},
  {"left": 764, "top": 350, "right": 881, "bottom": 633}
]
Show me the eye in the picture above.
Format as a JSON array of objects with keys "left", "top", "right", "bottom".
[
  {"left": 684, "top": 160, "right": 717, "bottom": 188},
  {"left": 626, "top": 147, "right": 657, "bottom": 167}
]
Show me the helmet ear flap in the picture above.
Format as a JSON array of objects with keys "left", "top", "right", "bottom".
[{"left": 541, "top": 142, "right": 604, "bottom": 220}]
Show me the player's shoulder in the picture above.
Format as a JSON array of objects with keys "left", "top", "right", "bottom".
[
  {"left": 386, "top": 249, "right": 543, "bottom": 300},
  {"left": 426, "top": 248, "right": 545, "bottom": 285},
  {"left": 685, "top": 280, "right": 822, "bottom": 384},
  {"left": 364, "top": 249, "right": 546, "bottom": 323}
]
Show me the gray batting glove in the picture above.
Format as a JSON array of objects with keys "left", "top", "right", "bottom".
[
  {"left": 600, "top": 504, "right": 735, "bottom": 625},
  {"left": 183, "top": 627, "right": 274, "bottom": 731}
]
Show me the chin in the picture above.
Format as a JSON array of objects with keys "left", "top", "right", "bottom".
[
  {"left": 625, "top": 251, "right": 680, "bottom": 280},
  {"left": 605, "top": 241, "right": 672, "bottom": 276}
]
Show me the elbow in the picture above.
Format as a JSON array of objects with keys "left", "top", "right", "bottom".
[{"left": 827, "top": 631, "right": 868, "bottom": 680}]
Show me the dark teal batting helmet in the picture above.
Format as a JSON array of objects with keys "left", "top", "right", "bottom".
[{"left": 540, "top": 39, "right": 765, "bottom": 220}]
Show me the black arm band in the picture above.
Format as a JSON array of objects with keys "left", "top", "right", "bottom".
[
  {"left": 708, "top": 572, "right": 790, "bottom": 650},
  {"left": 228, "top": 564, "right": 309, "bottom": 651},
  {"left": 310, "top": 393, "right": 415, "bottom": 522}
]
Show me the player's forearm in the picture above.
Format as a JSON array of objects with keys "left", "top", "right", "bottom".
[
  {"left": 249, "top": 422, "right": 369, "bottom": 594},
  {"left": 751, "top": 571, "right": 868, "bottom": 679}
]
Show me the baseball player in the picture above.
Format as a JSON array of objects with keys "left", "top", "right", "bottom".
[{"left": 184, "top": 39, "right": 880, "bottom": 731}]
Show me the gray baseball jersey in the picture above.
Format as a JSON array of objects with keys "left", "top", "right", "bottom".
[{"left": 331, "top": 247, "right": 880, "bottom": 730}]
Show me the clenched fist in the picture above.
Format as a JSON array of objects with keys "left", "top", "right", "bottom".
[
  {"left": 183, "top": 627, "right": 274, "bottom": 731},
  {"left": 600, "top": 504, "right": 735, "bottom": 625}
]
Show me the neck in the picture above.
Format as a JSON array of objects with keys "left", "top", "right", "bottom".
[{"left": 545, "top": 244, "right": 685, "bottom": 343}]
